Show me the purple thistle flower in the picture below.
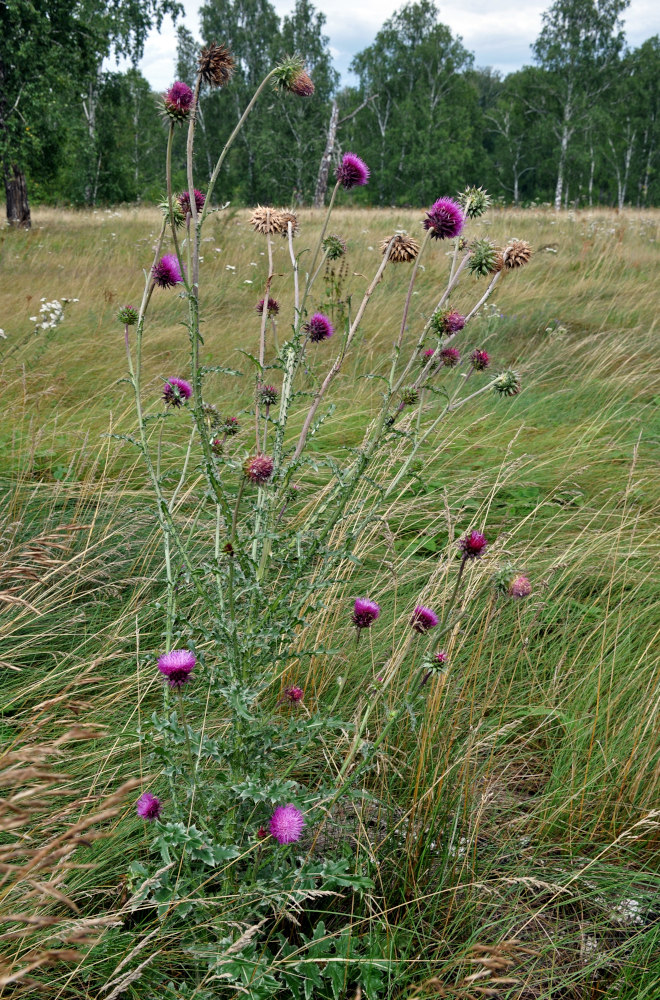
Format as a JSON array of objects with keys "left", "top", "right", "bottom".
[
  {"left": 440, "top": 347, "right": 461, "bottom": 367},
  {"left": 305, "top": 312, "right": 334, "bottom": 343},
  {"left": 336, "top": 152, "right": 370, "bottom": 190},
  {"left": 244, "top": 453, "right": 274, "bottom": 484},
  {"left": 163, "top": 377, "right": 192, "bottom": 407},
  {"left": 509, "top": 575, "right": 532, "bottom": 599},
  {"left": 352, "top": 598, "right": 381, "bottom": 631},
  {"left": 163, "top": 82, "right": 194, "bottom": 120},
  {"left": 157, "top": 648, "right": 196, "bottom": 687},
  {"left": 152, "top": 254, "right": 184, "bottom": 288},
  {"left": 435, "top": 650, "right": 448, "bottom": 665},
  {"left": 444, "top": 309, "right": 466, "bottom": 333},
  {"left": 411, "top": 605, "right": 439, "bottom": 633},
  {"left": 178, "top": 188, "right": 206, "bottom": 215},
  {"left": 470, "top": 349, "right": 490, "bottom": 371},
  {"left": 269, "top": 804, "right": 305, "bottom": 844},
  {"left": 256, "top": 296, "right": 279, "bottom": 317},
  {"left": 136, "top": 791, "right": 163, "bottom": 821},
  {"left": 458, "top": 530, "right": 488, "bottom": 560},
  {"left": 283, "top": 685, "right": 304, "bottom": 702},
  {"left": 423, "top": 198, "right": 465, "bottom": 241}
]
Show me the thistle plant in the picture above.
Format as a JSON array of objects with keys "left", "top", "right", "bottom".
[{"left": 117, "top": 44, "right": 538, "bottom": 997}]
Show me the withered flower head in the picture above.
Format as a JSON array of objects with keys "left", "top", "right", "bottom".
[
  {"left": 249, "top": 206, "right": 287, "bottom": 236},
  {"left": 273, "top": 55, "right": 315, "bottom": 97},
  {"left": 496, "top": 239, "right": 533, "bottom": 271},
  {"left": 278, "top": 210, "right": 299, "bottom": 237},
  {"left": 198, "top": 42, "right": 235, "bottom": 88},
  {"left": 380, "top": 233, "right": 420, "bottom": 263}
]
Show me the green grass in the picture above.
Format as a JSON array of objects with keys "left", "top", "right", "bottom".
[{"left": 1, "top": 205, "right": 659, "bottom": 999}]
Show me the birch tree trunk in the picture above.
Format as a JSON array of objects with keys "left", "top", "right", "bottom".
[{"left": 314, "top": 99, "right": 338, "bottom": 208}]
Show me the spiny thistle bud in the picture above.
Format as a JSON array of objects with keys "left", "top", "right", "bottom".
[
  {"left": 492, "top": 370, "right": 521, "bottom": 396},
  {"left": 179, "top": 188, "right": 206, "bottom": 216},
  {"left": 423, "top": 198, "right": 465, "bottom": 240},
  {"left": 283, "top": 685, "right": 304, "bottom": 702},
  {"left": 434, "top": 650, "right": 448, "bottom": 667},
  {"left": 244, "top": 453, "right": 274, "bottom": 484},
  {"left": 401, "top": 386, "right": 419, "bottom": 406},
  {"left": 336, "top": 152, "right": 370, "bottom": 189},
  {"left": 467, "top": 238, "right": 499, "bottom": 277},
  {"left": 493, "top": 563, "right": 517, "bottom": 595},
  {"left": 440, "top": 347, "right": 461, "bottom": 368},
  {"left": 159, "top": 197, "right": 185, "bottom": 229},
  {"left": 459, "top": 185, "right": 491, "bottom": 219},
  {"left": 304, "top": 312, "right": 334, "bottom": 343},
  {"left": 273, "top": 55, "right": 315, "bottom": 97},
  {"left": 470, "top": 349, "right": 490, "bottom": 371},
  {"left": 202, "top": 402, "right": 222, "bottom": 429},
  {"left": 118, "top": 305, "right": 139, "bottom": 326},
  {"left": 419, "top": 348, "right": 439, "bottom": 373},
  {"left": 278, "top": 210, "right": 299, "bottom": 236},
  {"left": 198, "top": 42, "right": 235, "bottom": 88},
  {"left": 163, "top": 377, "right": 192, "bottom": 407},
  {"left": 458, "top": 530, "right": 488, "bottom": 559},
  {"left": 211, "top": 436, "right": 223, "bottom": 455},
  {"left": 431, "top": 308, "right": 466, "bottom": 336},
  {"left": 223, "top": 416, "right": 240, "bottom": 436},
  {"left": 256, "top": 297, "right": 279, "bottom": 317},
  {"left": 162, "top": 81, "right": 194, "bottom": 122},
  {"left": 249, "top": 206, "right": 287, "bottom": 236},
  {"left": 323, "top": 234, "right": 347, "bottom": 260},
  {"left": 380, "top": 233, "right": 420, "bottom": 262},
  {"left": 259, "top": 384, "right": 279, "bottom": 406},
  {"left": 496, "top": 239, "right": 533, "bottom": 271}
]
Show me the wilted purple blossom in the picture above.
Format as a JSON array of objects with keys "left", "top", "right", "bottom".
[
  {"left": 283, "top": 685, "right": 304, "bottom": 702},
  {"left": 440, "top": 347, "right": 461, "bottom": 367},
  {"left": 244, "top": 454, "right": 274, "bottom": 484},
  {"left": 509, "top": 575, "right": 532, "bottom": 599},
  {"left": 470, "top": 349, "right": 490, "bottom": 371},
  {"left": 178, "top": 188, "right": 206, "bottom": 215},
  {"left": 256, "top": 296, "right": 279, "bottom": 316},
  {"left": 163, "top": 377, "right": 192, "bottom": 407}
]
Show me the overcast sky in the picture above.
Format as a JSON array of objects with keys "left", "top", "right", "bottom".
[{"left": 119, "top": 0, "right": 660, "bottom": 90}]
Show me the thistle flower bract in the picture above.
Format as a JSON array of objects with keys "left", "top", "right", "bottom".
[
  {"left": 440, "top": 347, "right": 461, "bottom": 367},
  {"left": 163, "top": 377, "right": 192, "bottom": 407},
  {"left": 269, "top": 804, "right": 305, "bottom": 844},
  {"left": 249, "top": 206, "right": 287, "bottom": 236},
  {"left": 179, "top": 188, "right": 206, "bottom": 216},
  {"left": 381, "top": 233, "right": 420, "bottom": 262},
  {"left": 467, "top": 238, "right": 499, "bottom": 277},
  {"left": 244, "top": 454, "right": 274, "bottom": 484},
  {"left": 435, "top": 650, "right": 448, "bottom": 666},
  {"left": 496, "top": 239, "right": 533, "bottom": 271},
  {"left": 202, "top": 402, "right": 221, "bottom": 429},
  {"left": 283, "top": 685, "right": 304, "bottom": 702},
  {"left": 256, "top": 296, "right": 279, "bottom": 317},
  {"left": 459, "top": 185, "right": 491, "bottom": 219},
  {"left": 162, "top": 81, "right": 194, "bottom": 122},
  {"left": 458, "top": 530, "right": 488, "bottom": 559},
  {"left": 352, "top": 598, "right": 380, "bottom": 630},
  {"left": 401, "top": 386, "right": 419, "bottom": 406},
  {"left": 336, "top": 153, "right": 370, "bottom": 190},
  {"left": 492, "top": 370, "right": 521, "bottom": 396},
  {"left": 470, "top": 349, "right": 490, "bottom": 371},
  {"left": 305, "top": 312, "right": 334, "bottom": 343},
  {"left": 322, "top": 234, "right": 347, "bottom": 260},
  {"left": 423, "top": 198, "right": 465, "bottom": 240},
  {"left": 431, "top": 308, "right": 466, "bottom": 336},
  {"left": 152, "top": 254, "right": 184, "bottom": 288},
  {"left": 411, "top": 605, "right": 439, "bottom": 633},
  {"left": 157, "top": 648, "right": 196, "bottom": 687},
  {"left": 273, "top": 56, "right": 314, "bottom": 97},
  {"left": 198, "top": 42, "right": 235, "bottom": 88},
  {"left": 159, "top": 197, "right": 185, "bottom": 228},
  {"left": 259, "top": 384, "right": 279, "bottom": 406},
  {"left": 223, "top": 416, "right": 240, "bottom": 436},
  {"left": 420, "top": 348, "right": 439, "bottom": 373},
  {"left": 118, "top": 305, "right": 139, "bottom": 326},
  {"left": 136, "top": 792, "right": 163, "bottom": 821},
  {"left": 509, "top": 575, "right": 532, "bottom": 599}
]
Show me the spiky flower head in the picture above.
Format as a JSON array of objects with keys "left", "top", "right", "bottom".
[
  {"left": 152, "top": 254, "right": 184, "bottom": 288},
  {"left": 179, "top": 188, "right": 206, "bottom": 216},
  {"left": 211, "top": 436, "right": 223, "bottom": 456},
  {"left": 411, "top": 605, "right": 439, "bottom": 633},
  {"left": 470, "top": 349, "right": 490, "bottom": 371},
  {"left": 401, "top": 385, "right": 419, "bottom": 406},
  {"left": 157, "top": 648, "right": 196, "bottom": 687},
  {"left": 459, "top": 185, "right": 491, "bottom": 219},
  {"left": 467, "top": 238, "right": 499, "bottom": 277},
  {"left": 305, "top": 312, "right": 334, "bottom": 343},
  {"left": 440, "top": 347, "right": 461, "bottom": 368},
  {"left": 159, "top": 197, "right": 185, "bottom": 228},
  {"left": 336, "top": 152, "right": 370, "bottom": 189},
  {"left": 162, "top": 81, "right": 194, "bottom": 122},
  {"left": 352, "top": 597, "right": 380, "bottom": 630},
  {"left": 431, "top": 308, "right": 466, "bottom": 336},
  {"left": 163, "top": 377, "right": 192, "bottom": 407},
  {"left": 458, "top": 530, "right": 488, "bottom": 559},
  {"left": 256, "top": 296, "right": 279, "bottom": 317},
  {"left": 420, "top": 348, "right": 439, "bottom": 373},
  {"left": 273, "top": 55, "right": 314, "bottom": 97},
  {"left": 136, "top": 792, "right": 163, "bottom": 821},
  {"left": 278, "top": 210, "right": 299, "bottom": 236},
  {"left": 434, "top": 650, "right": 448, "bottom": 666},
  {"left": 118, "top": 305, "right": 139, "bottom": 326},
  {"left": 202, "top": 402, "right": 222, "bottom": 429},
  {"left": 423, "top": 198, "right": 465, "bottom": 240},
  {"left": 381, "top": 233, "right": 420, "bottom": 262},
  {"left": 492, "top": 370, "right": 521, "bottom": 396},
  {"left": 496, "top": 239, "right": 532, "bottom": 271},
  {"left": 283, "top": 685, "right": 304, "bottom": 702},
  {"left": 198, "top": 42, "right": 235, "bottom": 87},
  {"left": 269, "top": 804, "right": 305, "bottom": 844},
  {"left": 244, "top": 453, "right": 274, "bottom": 484},
  {"left": 509, "top": 575, "right": 532, "bottom": 599},
  {"left": 323, "top": 234, "right": 347, "bottom": 260},
  {"left": 493, "top": 562, "right": 517, "bottom": 595},
  {"left": 249, "top": 206, "right": 287, "bottom": 236},
  {"left": 223, "top": 416, "right": 240, "bottom": 436},
  {"left": 259, "top": 384, "right": 279, "bottom": 406}
]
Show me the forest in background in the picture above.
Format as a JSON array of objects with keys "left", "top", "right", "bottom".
[{"left": 1, "top": 0, "right": 658, "bottom": 218}]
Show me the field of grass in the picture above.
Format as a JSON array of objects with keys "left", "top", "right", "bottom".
[{"left": 1, "top": 205, "right": 659, "bottom": 999}]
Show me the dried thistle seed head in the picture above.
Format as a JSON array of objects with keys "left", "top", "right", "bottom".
[
  {"left": 492, "top": 370, "right": 521, "bottom": 396},
  {"left": 401, "top": 385, "right": 419, "bottom": 406},
  {"left": 162, "top": 81, "right": 194, "bottom": 122},
  {"left": 198, "top": 42, "right": 235, "bottom": 87},
  {"left": 289, "top": 69, "right": 314, "bottom": 96},
  {"left": 249, "top": 206, "right": 287, "bottom": 236},
  {"left": 159, "top": 197, "right": 185, "bottom": 229},
  {"left": 244, "top": 453, "right": 274, "bottom": 484},
  {"left": 322, "top": 234, "right": 347, "bottom": 260},
  {"left": 117, "top": 305, "right": 139, "bottom": 326},
  {"left": 202, "top": 402, "right": 221, "bottom": 429},
  {"left": 273, "top": 55, "right": 314, "bottom": 97},
  {"left": 509, "top": 574, "right": 532, "bottom": 599},
  {"left": 278, "top": 210, "right": 299, "bottom": 236},
  {"left": 496, "top": 239, "right": 533, "bottom": 270},
  {"left": 467, "top": 238, "right": 499, "bottom": 277},
  {"left": 458, "top": 185, "right": 491, "bottom": 219},
  {"left": 380, "top": 233, "right": 420, "bottom": 262}
]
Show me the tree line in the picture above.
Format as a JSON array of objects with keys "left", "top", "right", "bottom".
[{"left": 1, "top": 0, "right": 658, "bottom": 224}]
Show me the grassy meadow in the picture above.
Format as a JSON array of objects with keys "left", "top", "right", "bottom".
[{"left": 1, "top": 205, "right": 659, "bottom": 998}]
